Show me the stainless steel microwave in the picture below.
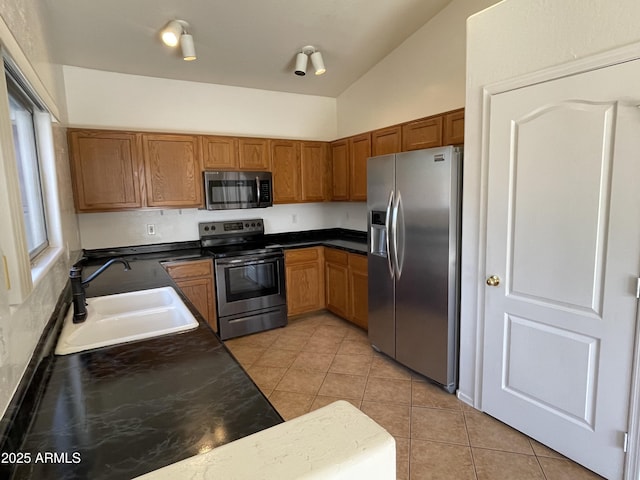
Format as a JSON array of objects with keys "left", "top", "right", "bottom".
[{"left": 203, "top": 171, "right": 273, "bottom": 210}]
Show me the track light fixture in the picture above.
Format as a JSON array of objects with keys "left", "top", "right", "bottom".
[
  {"left": 161, "top": 20, "right": 197, "bottom": 61},
  {"left": 294, "top": 46, "right": 326, "bottom": 76}
]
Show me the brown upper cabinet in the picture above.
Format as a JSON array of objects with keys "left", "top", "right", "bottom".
[
  {"left": 349, "top": 133, "right": 371, "bottom": 202},
  {"left": 330, "top": 133, "right": 370, "bottom": 202},
  {"left": 300, "top": 141, "right": 329, "bottom": 202},
  {"left": 68, "top": 130, "right": 143, "bottom": 212},
  {"left": 68, "top": 108, "right": 464, "bottom": 212},
  {"left": 271, "top": 140, "right": 328, "bottom": 203},
  {"left": 271, "top": 140, "right": 301, "bottom": 203},
  {"left": 372, "top": 126, "right": 402, "bottom": 157},
  {"left": 443, "top": 109, "right": 465, "bottom": 145},
  {"left": 201, "top": 135, "right": 238, "bottom": 170},
  {"left": 238, "top": 137, "right": 270, "bottom": 171},
  {"left": 141, "top": 134, "right": 203, "bottom": 208},
  {"left": 402, "top": 115, "right": 443, "bottom": 151},
  {"left": 330, "top": 139, "right": 349, "bottom": 201}
]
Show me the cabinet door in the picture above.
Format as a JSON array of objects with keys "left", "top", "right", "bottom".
[
  {"left": 271, "top": 140, "right": 301, "bottom": 203},
  {"left": 330, "top": 139, "right": 349, "bottom": 201},
  {"left": 142, "top": 134, "right": 202, "bottom": 208},
  {"left": 348, "top": 254, "right": 368, "bottom": 330},
  {"left": 325, "top": 248, "right": 349, "bottom": 318},
  {"left": 326, "top": 261, "right": 349, "bottom": 318},
  {"left": 201, "top": 135, "right": 238, "bottom": 170},
  {"left": 68, "top": 130, "right": 143, "bottom": 212},
  {"left": 175, "top": 277, "right": 217, "bottom": 332},
  {"left": 238, "top": 137, "right": 270, "bottom": 171},
  {"left": 372, "top": 126, "right": 402, "bottom": 156},
  {"left": 443, "top": 109, "right": 465, "bottom": 145},
  {"left": 285, "top": 248, "right": 325, "bottom": 316},
  {"left": 165, "top": 259, "right": 216, "bottom": 331},
  {"left": 402, "top": 116, "right": 443, "bottom": 151},
  {"left": 300, "top": 141, "right": 329, "bottom": 202},
  {"left": 349, "top": 133, "right": 371, "bottom": 201}
]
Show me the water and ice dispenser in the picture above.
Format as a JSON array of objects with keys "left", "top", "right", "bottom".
[{"left": 369, "top": 211, "right": 388, "bottom": 257}]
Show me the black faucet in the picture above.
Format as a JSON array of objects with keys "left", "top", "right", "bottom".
[{"left": 70, "top": 258, "right": 132, "bottom": 323}]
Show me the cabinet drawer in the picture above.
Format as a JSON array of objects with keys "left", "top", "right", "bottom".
[
  {"left": 285, "top": 247, "right": 320, "bottom": 264},
  {"left": 325, "top": 248, "right": 348, "bottom": 265},
  {"left": 164, "top": 259, "right": 213, "bottom": 279},
  {"left": 348, "top": 253, "right": 367, "bottom": 272}
]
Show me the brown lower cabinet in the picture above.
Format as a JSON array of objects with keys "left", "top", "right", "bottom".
[
  {"left": 347, "top": 253, "right": 368, "bottom": 329},
  {"left": 325, "top": 248, "right": 369, "bottom": 329},
  {"left": 325, "top": 248, "right": 350, "bottom": 318},
  {"left": 284, "top": 247, "right": 325, "bottom": 316},
  {"left": 285, "top": 246, "right": 368, "bottom": 329},
  {"left": 164, "top": 259, "right": 217, "bottom": 332}
]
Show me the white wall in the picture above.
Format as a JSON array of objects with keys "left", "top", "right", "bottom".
[
  {"left": 459, "top": 0, "right": 640, "bottom": 406},
  {"left": 79, "top": 202, "right": 367, "bottom": 250},
  {"left": 0, "top": 1, "right": 80, "bottom": 417},
  {"left": 335, "top": 0, "right": 498, "bottom": 137},
  {"left": 64, "top": 66, "right": 337, "bottom": 141}
]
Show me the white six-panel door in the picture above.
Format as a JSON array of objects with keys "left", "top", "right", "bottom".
[{"left": 482, "top": 59, "right": 640, "bottom": 479}]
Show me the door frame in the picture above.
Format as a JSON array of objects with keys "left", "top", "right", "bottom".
[{"left": 471, "top": 41, "right": 640, "bottom": 479}]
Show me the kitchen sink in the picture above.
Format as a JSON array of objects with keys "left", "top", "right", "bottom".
[{"left": 55, "top": 287, "right": 199, "bottom": 355}]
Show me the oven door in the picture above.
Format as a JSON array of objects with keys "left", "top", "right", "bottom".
[{"left": 215, "top": 251, "right": 286, "bottom": 318}]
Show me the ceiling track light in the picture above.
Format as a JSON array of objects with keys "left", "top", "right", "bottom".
[
  {"left": 294, "top": 52, "right": 308, "bottom": 76},
  {"left": 293, "top": 46, "right": 326, "bottom": 76},
  {"left": 310, "top": 51, "right": 326, "bottom": 76},
  {"left": 161, "top": 19, "right": 197, "bottom": 61}
]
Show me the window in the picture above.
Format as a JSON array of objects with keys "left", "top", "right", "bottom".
[{"left": 6, "top": 74, "right": 48, "bottom": 259}]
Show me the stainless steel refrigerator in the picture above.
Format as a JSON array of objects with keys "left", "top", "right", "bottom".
[{"left": 367, "top": 146, "right": 462, "bottom": 393}]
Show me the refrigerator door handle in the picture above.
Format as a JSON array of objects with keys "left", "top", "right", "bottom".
[
  {"left": 391, "top": 190, "right": 400, "bottom": 279},
  {"left": 391, "top": 191, "right": 404, "bottom": 280},
  {"left": 395, "top": 191, "right": 405, "bottom": 278},
  {"left": 385, "top": 190, "right": 395, "bottom": 279}
]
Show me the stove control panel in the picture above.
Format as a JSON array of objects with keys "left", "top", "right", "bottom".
[{"left": 199, "top": 219, "right": 264, "bottom": 238}]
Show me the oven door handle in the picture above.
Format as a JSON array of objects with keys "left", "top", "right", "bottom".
[{"left": 216, "top": 253, "right": 282, "bottom": 266}]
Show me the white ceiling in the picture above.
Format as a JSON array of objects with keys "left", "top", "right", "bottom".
[{"left": 42, "top": 0, "right": 452, "bottom": 97}]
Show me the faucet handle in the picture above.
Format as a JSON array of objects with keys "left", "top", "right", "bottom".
[{"left": 69, "top": 265, "right": 83, "bottom": 279}]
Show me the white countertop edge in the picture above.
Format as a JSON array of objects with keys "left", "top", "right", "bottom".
[{"left": 135, "top": 400, "right": 396, "bottom": 480}]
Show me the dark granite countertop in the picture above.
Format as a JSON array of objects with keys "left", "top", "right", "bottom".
[
  {"left": 8, "top": 256, "right": 282, "bottom": 480},
  {"left": 264, "top": 228, "right": 367, "bottom": 255},
  {"left": 4, "top": 228, "right": 367, "bottom": 479}
]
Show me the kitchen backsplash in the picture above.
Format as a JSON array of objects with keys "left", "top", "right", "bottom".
[{"left": 78, "top": 202, "right": 367, "bottom": 249}]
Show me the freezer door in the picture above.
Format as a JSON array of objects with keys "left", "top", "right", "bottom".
[
  {"left": 367, "top": 154, "right": 396, "bottom": 357},
  {"left": 394, "top": 147, "right": 461, "bottom": 389}
]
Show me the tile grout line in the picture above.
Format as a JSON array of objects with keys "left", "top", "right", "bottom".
[
  {"left": 462, "top": 410, "right": 480, "bottom": 480},
  {"left": 408, "top": 376, "right": 413, "bottom": 480}
]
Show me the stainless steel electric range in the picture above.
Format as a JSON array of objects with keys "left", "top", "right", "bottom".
[{"left": 199, "top": 219, "right": 287, "bottom": 340}]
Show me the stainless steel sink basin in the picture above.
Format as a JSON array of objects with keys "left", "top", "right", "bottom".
[{"left": 55, "top": 287, "right": 199, "bottom": 355}]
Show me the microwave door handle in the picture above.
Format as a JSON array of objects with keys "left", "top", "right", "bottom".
[{"left": 256, "top": 177, "right": 261, "bottom": 204}]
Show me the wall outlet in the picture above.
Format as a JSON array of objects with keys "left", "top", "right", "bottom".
[
  {"left": 291, "top": 214, "right": 298, "bottom": 224},
  {"left": 146, "top": 224, "right": 156, "bottom": 235}
]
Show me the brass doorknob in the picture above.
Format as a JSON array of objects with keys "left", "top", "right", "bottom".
[{"left": 486, "top": 275, "right": 500, "bottom": 287}]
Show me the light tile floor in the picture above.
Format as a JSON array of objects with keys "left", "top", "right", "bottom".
[{"left": 224, "top": 312, "right": 604, "bottom": 480}]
